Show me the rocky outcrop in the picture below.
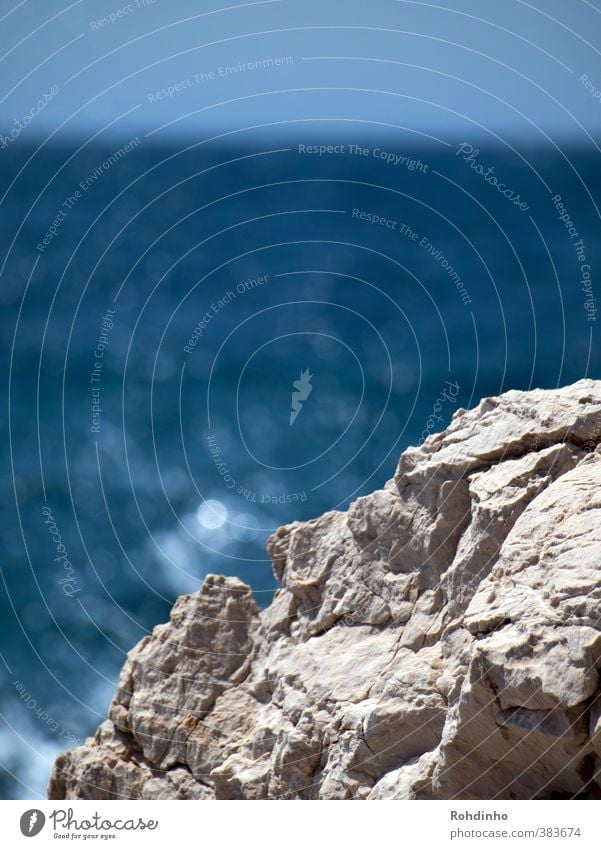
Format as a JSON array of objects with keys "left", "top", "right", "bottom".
[{"left": 49, "top": 380, "right": 601, "bottom": 800}]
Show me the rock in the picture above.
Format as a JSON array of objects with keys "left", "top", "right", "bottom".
[{"left": 49, "top": 379, "right": 601, "bottom": 800}]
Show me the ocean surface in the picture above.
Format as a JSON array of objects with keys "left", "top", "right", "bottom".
[{"left": 0, "top": 135, "right": 599, "bottom": 798}]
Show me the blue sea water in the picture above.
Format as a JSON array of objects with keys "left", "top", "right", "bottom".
[{"left": 0, "top": 135, "right": 599, "bottom": 798}]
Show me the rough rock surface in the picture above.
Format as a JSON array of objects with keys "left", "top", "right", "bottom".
[{"left": 49, "top": 380, "right": 601, "bottom": 800}]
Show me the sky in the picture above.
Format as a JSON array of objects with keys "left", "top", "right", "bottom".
[{"left": 1, "top": 0, "right": 601, "bottom": 144}]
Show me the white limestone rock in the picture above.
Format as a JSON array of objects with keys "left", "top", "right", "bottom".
[{"left": 49, "top": 380, "right": 601, "bottom": 800}]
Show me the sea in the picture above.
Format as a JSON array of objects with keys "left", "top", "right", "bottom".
[{"left": 0, "top": 133, "right": 599, "bottom": 797}]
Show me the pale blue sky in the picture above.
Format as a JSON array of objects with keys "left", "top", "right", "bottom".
[{"left": 1, "top": 0, "right": 600, "bottom": 142}]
